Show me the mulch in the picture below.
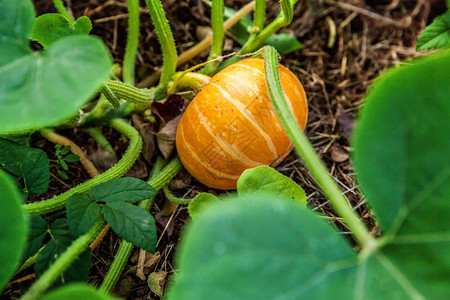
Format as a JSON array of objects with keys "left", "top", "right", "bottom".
[{"left": 4, "top": 0, "right": 446, "bottom": 299}]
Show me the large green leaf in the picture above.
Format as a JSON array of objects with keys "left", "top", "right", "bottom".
[
  {"left": 89, "top": 178, "right": 155, "bottom": 203},
  {"left": 0, "top": 0, "right": 111, "bottom": 134},
  {"left": 237, "top": 166, "right": 306, "bottom": 204},
  {"left": 66, "top": 194, "right": 101, "bottom": 237},
  {"left": 41, "top": 284, "right": 120, "bottom": 300},
  {"left": 0, "top": 170, "right": 28, "bottom": 292},
  {"left": 102, "top": 202, "right": 157, "bottom": 252},
  {"left": 188, "top": 193, "right": 220, "bottom": 220},
  {"left": 0, "top": 138, "right": 49, "bottom": 194},
  {"left": 30, "top": 14, "right": 92, "bottom": 48},
  {"left": 23, "top": 215, "right": 47, "bottom": 259},
  {"left": 35, "top": 219, "right": 91, "bottom": 287}
]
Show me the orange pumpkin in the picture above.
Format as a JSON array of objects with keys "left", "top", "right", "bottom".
[{"left": 176, "top": 58, "right": 308, "bottom": 189}]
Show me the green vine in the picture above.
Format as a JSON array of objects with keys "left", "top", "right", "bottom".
[
  {"left": 200, "top": 0, "right": 224, "bottom": 75},
  {"left": 24, "top": 119, "right": 143, "bottom": 215},
  {"left": 262, "top": 46, "right": 376, "bottom": 250},
  {"left": 99, "top": 156, "right": 182, "bottom": 293},
  {"left": 52, "top": 0, "right": 75, "bottom": 25},
  {"left": 123, "top": 0, "right": 140, "bottom": 85},
  {"left": 144, "top": 0, "right": 178, "bottom": 100},
  {"left": 103, "top": 80, "right": 154, "bottom": 104}
]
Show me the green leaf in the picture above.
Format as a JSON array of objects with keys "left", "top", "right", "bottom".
[
  {"left": 23, "top": 215, "right": 47, "bottom": 259},
  {"left": 0, "top": 170, "right": 28, "bottom": 292},
  {"left": 0, "top": 138, "right": 50, "bottom": 194},
  {"left": 237, "top": 166, "right": 306, "bottom": 204},
  {"left": 30, "top": 14, "right": 92, "bottom": 48},
  {"left": 60, "top": 145, "right": 71, "bottom": 155},
  {"left": 58, "top": 170, "right": 69, "bottom": 180},
  {"left": 263, "top": 33, "right": 303, "bottom": 55},
  {"left": 65, "top": 154, "right": 80, "bottom": 163},
  {"left": 353, "top": 51, "right": 450, "bottom": 298},
  {"left": 102, "top": 202, "right": 157, "bottom": 252},
  {"left": 35, "top": 219, "right": 91, "bottom": 287},
  {"left": 167, "top": 195, "right": 358, "bottom": 300},
  {"left": 67, "top": 194, "right": 101, "bottom": 237},
  {"left": 89, "top": 178, "right": 156, "bottom": 203},
  {"left": 0, "top": 0, "right": 112, "bottom": 134},
  {"left": 41, "top": 284, "right": 120, "bottom": 300},
  {"left": 417, "top": 11, "right": 450, "bottom": 51},
  {"left": 188, "top": 193, "right": 220, "bottom": 220},
  {"left": 60, "top": 159, "right": 69, "bottom": 171}
]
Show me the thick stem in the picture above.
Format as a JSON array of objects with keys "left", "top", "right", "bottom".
[
  {"left": 52, "top": 0, "right": 75, "bottom": 24},
  {"left": 243, "top": 0, "right": 267, "bottom": 52},
  {"left": 100, "top": 84, "right": 121, "bottom": 109},
  {"left": 99, "top": 156, "right": 182, "bottom": 293},
  {"left": 263, "top": 47, "right": 376, "bottom": 250},
  {"left": 167, "top": 72, "right": 211, "bottom": 95},
  {"left": 21, "top": 219, "right": 105, "bottom": 300},
  {"left": 144, "top": 0, "right": 177, "bottom": 100},
  {"left": 163, "top": 186, "right": 191, "bottom": 205},
  {"left": 200, "top": 0, "right": 224, "bottom": 75},
  {"left": 103, "top": 80, "right": 154, "bottom": 104},
  {"left": 83, "top": 127, "right": 117, "bottom": 160},
  {"left": 123, "top": 0, "right": 140, "bottom": 85},
  {"left": 24, "top": 119, "right": 142, "bottom": 215}
]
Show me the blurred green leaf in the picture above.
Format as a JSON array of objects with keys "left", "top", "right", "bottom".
[
  {"left": 188, "top": 193, "right": 220, "bottom": 220},
  {"left": 237, "top": 166, "right": 306, "bottom": 204},
  {"left": 65, "top": 154, "right": 80, "bottom": 163},
  {"left": 102, "top": 202, "right": 157, "bottom": 252},
  {"left": 30, "top": 14, "right": 92, "bottom": 48},
  {"left": 23, "top": 215, "right": 47, "bottom": 260},
  {"left": 60, "top": 145, "right": 71, "bottom": 155},
  {"left": 41, "top": 284, "right": 120, "bottom": 300},
  {"left": 0, "top": 138, "right": 50, "bottom": 194},
  {"left": 0, "top": 170, "right": 28, "bottom": 292},
  {"left": 90, "top": 178, "right": 155, "bottom": 203},
  {"left": 417, "top": 11, "right": 450, "bottom": 51},
  {"left": 67, "top": 194, "right": 101, "bottom": 237},
  {"left": 0, "top": 0, "right": 112, "bottom": 134}
]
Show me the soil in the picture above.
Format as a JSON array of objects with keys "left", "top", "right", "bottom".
[{"left": 3, "top": 0, "right": 446, "bottom": 299}]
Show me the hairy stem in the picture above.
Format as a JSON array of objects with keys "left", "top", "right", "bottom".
[
  {"left": 103, "top": 80, "right": 154, "bottom": 104},
  {"left": 52, "top": 0, "right": 75, "bottom": 24},
  {"left": 263, "top": 47, "right": 376, "bottom": 249},
  {"left": 163, "top": 186, "right": 191, "bottom": 205},
  {"left": 123, "top": 0, "right": 140, "bottom": 85},
  {"left": 21, "top": 219, "right": 105, "bottom": 300},
  {"left": 200, "top": 0, "right": 224, "bottom": 75},
  {"left": 99, "top": 156, "right": 182, "bottom": 293},
  {"left": 25, "top": 119, "right": 142, "bottom": 215},
  {"left": 144, "top": 0, "right": 177, "bottom": 100},
  {"left": 83, "top": 127, "right": 117, "bottom": 159}
]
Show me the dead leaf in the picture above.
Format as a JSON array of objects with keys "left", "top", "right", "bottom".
[
  {"left": 151, "top": 94, "right": 188, "bottom": 125},
  {"left": 168, "top": 173, "right": 192, "bottom": 189},
  {"left": 132, "top": 114, "right": 157, "bottom": 164},
  {"left": 147, "top": 271, "right": 168, "bottom": 297},
  {"left": 156, "top": 115, "right": 182, "bottom": 159},
  {"left": 87, "top": 147, "right": 117, "bottom": 173},
  {"left": 337, "top": 105, "right": 355, "bottom": 141},
  {"left": 124, "top": 159, "right": 148, "bottom": 179},
  {"left": 161, "top": 198, "right": 178, "bottom": 216},
  {"left": 331, "top": 145, "right": 349, "bottom": 163},
  {"left": 155, "top": 213, "right": 175, "bottom": 237}
]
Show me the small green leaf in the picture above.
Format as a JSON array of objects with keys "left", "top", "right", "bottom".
[
  {"left": 41, "top": 284, "right": 120, "bottom": 300},
  {"left": 0, "top": 0, "right": 112, "bottom": 134},
  {"left": 102, "top": 202, "right": 157, "bottom": 252},
  {"left": 65, "top": 154, "right": 80, "bottom": 163},
  {"left": 60, "top": 159, "right": 69, "bottom": 171},
  {"left": 0, "top": 170, "right": 28, "bottom": 291},
  {"left": 263, "top": 33, "right": 302, "bottom": 55},
  {"left": 237, "top": 166, "right": 306, "bottom": 204},
  {"left": 60, "top": 145, "right": 71, "bottom": 155},
  {"left": 89, "top": 178, "right": 156, "bottom": 203},
  {"left": 188, "top": 193, "right": 220, "bottom": 220},
  {"left": 35, "top": 219, "right": 91, "bottom": 287},
  {"left": 0, "top": 138, "right": 50, "bottom": 194},
  {"left": 58, "top": 170, "right": 69, "bottom": 180},
  {"left": 23, "top": 215, "right": 48, "bottom": 260},
  {"left": 30, "top": 14, "right": 92, "bottom": 48},
  {"left": 417, "top": 11, "right": 450, "bottom": 51},
  {"left": 67, "top": 194, "right": 101, "bottom": 237}
]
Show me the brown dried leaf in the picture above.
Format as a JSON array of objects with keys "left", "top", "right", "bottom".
[
  {"left": 124, "top": 159, "right": 148, "bottom": 179},
  {"left": 331, "top": 144, "right": 349, "bottom": 163},
  {"left": 87, "top": 147, "right": 117, "bottom": 173},
  {"left": 156, "top": 115, "right": 182, "bottom": 159},
  {"left": 168, "top": 173, "right": 192, "bottom": 190},
  {"left": 155, "top": 213, "right": 175, "bottom": 237},
  {"left": 151, "top": 94, "right": 188, "bottom": 125},
  {"left": 337, "top": 105, "right": 355, "bottom": 141},
  {"left": 132, "top": 114, "right": 157, "bottom": 164},
  {"left": 147, "top": 271, "right": 168, "bottom": 297}
]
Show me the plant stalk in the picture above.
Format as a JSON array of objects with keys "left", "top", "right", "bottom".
[
  {"left": 99, "top": 156, "right": 182, "bottom": 293},
  {"left": 24, "top": 119, "right": 142, "bottom": 215},
  {"left": 21, "top": 219, "right": 105, "bottom": 300},
  {"left": 144, "top": 0, "right": 178, "bottom": 100},
  {"left": 263, "top": 47, "right": 376, "bottom": 250},
  {"left": 52, "top": 0, "right": 75, "bottom": 25},
  {"left": 123, "top": 0, "right": 140, "bottom": 85},
  {"left": 200, "top": 0, "right": 224, "bottom": 75},
  {"left": 103, "top": 80, "right": 154, "bottom": 104}
]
